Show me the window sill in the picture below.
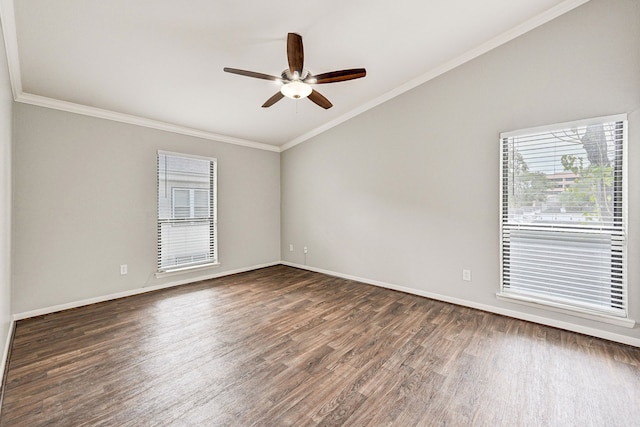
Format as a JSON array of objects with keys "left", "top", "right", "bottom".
[
  {"left": 155, "top": 262, "right": 220, "bottom": 279},
  {"left": 496, "top": 292, "right": 635, "bottom": 329}
]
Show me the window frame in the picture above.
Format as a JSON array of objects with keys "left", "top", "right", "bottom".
[
  {"left": 497, "top": 114, "right": 631, "bottom": 326},
  {"left": 157, "top": 150, "right": 218, "bottom": 273}
]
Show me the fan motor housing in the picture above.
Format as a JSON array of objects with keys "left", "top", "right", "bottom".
[{"left": 281, "top": 69, "right": 311, "bottom": 82}]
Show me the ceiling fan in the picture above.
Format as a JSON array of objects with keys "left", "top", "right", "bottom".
[{"left": 224, "top": 33, "right": 366, "bottom": 110}]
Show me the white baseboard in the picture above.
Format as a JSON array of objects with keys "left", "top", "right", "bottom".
[
  {"left": 281, "top": 262, "right": 640, "bottom": 348},
  {"left": 0, "top": 319, "right": 15, "bottom": 388},
  {"left": 11, "top": 260, "right": 640, "bottom": 348},
  {"left": 13, "top": 262, "right": 280, "bottom": 321}
]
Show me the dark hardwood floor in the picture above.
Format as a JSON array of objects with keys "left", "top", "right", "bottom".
[{"left": 1, "top": 265, "right": 639, "bottom": 426}]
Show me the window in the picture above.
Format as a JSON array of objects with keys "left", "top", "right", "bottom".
[
  {"left": 499, "top": 115, "right": 627, "bottom": 318},
  {"left": 172, "top": 188, "right": 209, "bottom": 219},
  {"left": 157, "top": 152, "right": 217, "bottom": 272}
]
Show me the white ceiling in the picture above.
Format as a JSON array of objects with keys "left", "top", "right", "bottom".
[{"left": 5, "top": 0, "right": 587, "bottom": 150}]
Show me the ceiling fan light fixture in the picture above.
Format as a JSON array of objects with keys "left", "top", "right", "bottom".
[
  {"left": 280, "top": 80, "right": 312, "bottom": 99},
  {"left": 224, "top": 33, "right": 365, "bottom": 109}
]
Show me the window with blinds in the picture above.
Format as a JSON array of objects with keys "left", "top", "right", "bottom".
[
  {"left": 157, "top": 152, "right": 217, "bottom": 272},
  {"left": 499, "top": 115, "right": 627, "bottom": 318}
]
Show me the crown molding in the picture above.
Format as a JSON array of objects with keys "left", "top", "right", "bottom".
[
  {"left": 1, "top": 0, "right": 589, "bottom": 153},
  {"left": 16, "top": 93, "right": 281, "bottom": 152},
  {"left": 0, "top": 0, "right": 281, "bottom": 153},
  {"left": 280, "top": 0, "right": 591, "bottom": 151},
  {"left": 0, "top": 0, "right": 22, "bottom": 99}
]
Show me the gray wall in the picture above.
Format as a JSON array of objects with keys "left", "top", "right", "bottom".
[
  {"left": 0, "top": 21, "right": 12, "bottom": 376},
  {"left": 281, "top": 0, "right": 640, "bottom": 341},
  {"left": 12, "top": 104, "right": 280, "bottom": 314}
]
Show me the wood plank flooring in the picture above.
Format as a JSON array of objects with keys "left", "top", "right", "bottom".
[{"left": 1, "top": 265, "right": 639, "bottom": 426}]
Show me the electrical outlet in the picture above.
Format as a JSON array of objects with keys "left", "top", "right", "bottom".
[
  {"left": 289, "top": 244, "right": 294, "bottom": 252},
  {"left": 303, "top": 246, "right": 308, "bottom": 254},
  {"left": 462, "top": 269, "right": 471, "bottom": 281},
  {"left": 120, "top": 264, "right": 128, "bottom": 275}
]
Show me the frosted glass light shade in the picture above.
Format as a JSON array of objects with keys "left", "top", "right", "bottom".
[{"left": 280, "top": 81, "right": 312, "bottom": 99}]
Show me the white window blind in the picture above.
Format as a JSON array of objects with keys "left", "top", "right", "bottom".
[
  {"left": 500, "top": 115, "right": 626, "bottom": 317},
  {"left": 157, "top": 152, "right": 217, "bottom": 272}
]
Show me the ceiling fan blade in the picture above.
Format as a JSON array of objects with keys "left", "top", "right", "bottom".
[
  {"left": 262, "top": 92, "right": 284, "bottom": 108},
  {"left": 223, "top": 67, "right": 281, "bottom": 81},
  {"left": 287, "top": 33, "right": 304, "bottom": 76},
  {"left": 309, "top": 68, "right": 367, "bottom": 84},
  {"left": 308, "top": 90, "right": 332, "bottom": 109}
]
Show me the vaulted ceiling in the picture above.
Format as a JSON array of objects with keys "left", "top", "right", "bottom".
[{"left": 3, "top": 0, "right": 587, "bottom": 150}]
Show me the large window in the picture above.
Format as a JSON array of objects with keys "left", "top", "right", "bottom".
[
  {"left": 499, "top": 115, "right": 627, "bottom": 319},
  {"left": 157, "top": 152, "right": 217, "bottom": 272}
]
